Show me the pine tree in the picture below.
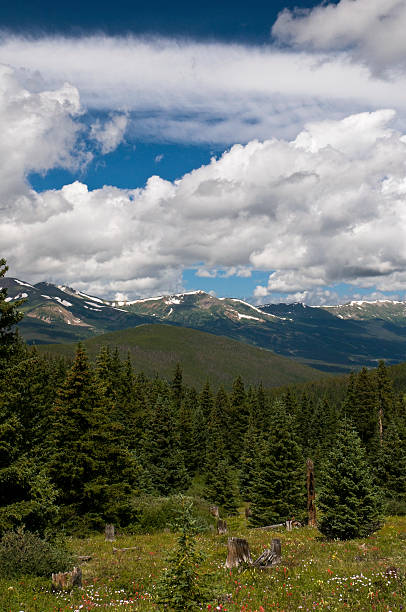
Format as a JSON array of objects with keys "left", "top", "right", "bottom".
[
  {"left": 351, "top": 367, "right": 378, "bottom": 448},
  {"left": 155, "top": 496, "right": 212, "bottom": 611},
  {"left": 250, "top": 401, "right": 305, "bottom": 526},
  {"left": 177, "top": 391, "right": 199, "bottom": 476},
  {"left": 0, "top": 258, "right": 25, "bottom": 364},
  {"left": 49, "top": 345, "right": 105, "bottom": 524},
  {"left": 171, "top": 363, "right": 184, "bottom": 411},
  {"left": 0, "top": 414, "right": 58, "bottom": 536},
  {"left": 239, "top": 410, "right": 260, "bottom": 501},
  {"left": 318, "top": 419, "right": 383, "bottom": 539},
  {"left": 227, "top": 376, "right": 248, "bottom": 463},
  {"left": 375, "top": 418, "right": 406, "bottom": 513},
  {"left": 204, "top": 389, "right": 239, "bottom": 514},
  {"left": 375, "top": 360, "right": 395, "bottom": 442},
  {"left": 142, "top": 395, "right": 189, "bottom": 495}
]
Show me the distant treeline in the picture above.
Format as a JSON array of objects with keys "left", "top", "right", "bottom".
[{"left": 1, "top": 332, "right": 405, "bottom": 535}]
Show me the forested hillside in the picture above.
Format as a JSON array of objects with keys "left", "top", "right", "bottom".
[
  {"left": 2, "top": 330, "right": 406, "bottom": 534},
  {"left": 1, "top": 257, "right": 406, "bottom": 610},
  {"left": 37, "top": 323, "right": 325, "bottom": 389}
]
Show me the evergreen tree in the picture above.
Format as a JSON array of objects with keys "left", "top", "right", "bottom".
[
  {"left": 375, "top": 418, "right": 406, "bottom": 513},
  {"left": 239, "top": 409, "right": 260, "bottom": 501},
  {"left": 227, "top": 376, "right": 248, "bottom": 463},
  {"left": 250, "top": 401, "right": 305, "bottom": 526},
  {"left": 171, "top": 363, "right": 184, "bottom": 411},
  {"left": 203, "top": 389, "right": 239, "bottom": 514},
  {"left": 318, "top": 419, "right": 383, "bottom": 539},
  {"left": 352, "top": 367, "right": 378, "bottom": 448},
  {"left": 155, "top": 497, "right": 212, "bottom": 611},
  {"left": 0, "top": 258, "right": 25, "bottom": 364},
  {"left": 0, "top": 414, "right": 58, "bottom": 536},
  {"left": 142, "top": 395, "right": 189, "bottom": 495},
  {"left": 177, "top": 391, "right": 199, "bottom": 476},
  {"left": 375, "top": 360, "right": 395, "bottom": 442}
]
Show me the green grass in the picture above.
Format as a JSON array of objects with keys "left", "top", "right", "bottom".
[
  {"left": 1, "top": 515, "right": 405, "bottom": 611},
  {"left": 38, "top": 324, "right": 325, "bottom": 390}
]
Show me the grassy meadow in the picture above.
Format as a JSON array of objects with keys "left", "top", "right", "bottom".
[{"left": 1, "top": 513, "right": 405, "bottom": 612}]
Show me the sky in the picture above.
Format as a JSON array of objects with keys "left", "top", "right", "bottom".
[{"left": 2, "top": 0, "right": 406, "bottom": 304}]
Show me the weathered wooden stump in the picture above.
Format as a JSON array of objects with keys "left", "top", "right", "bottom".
[
  {"left": 286, "top": 520, "right": 293, "bottom": 531},
  {"left": 225, "top": 537, "right": 252, "bottom": 568},
  {"left": 253, "top": 538, "right": 282, "bottom": 568},
  {"left": 217, "top": 519, "right": 227, "bottom": 534},
  {"left": 210, "top": 505, "right": 220, "bottom": 518},
  {"left": 105, "top": 523, "right": 115, "bottom": 541},
  {"left": 245, "top": 507, "right": 252, "bottom": 519},
  {"left": 51, "top": 567, "right": 82, "bottom": 591}
]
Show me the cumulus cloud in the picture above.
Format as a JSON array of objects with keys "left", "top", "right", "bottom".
[
  {"left": 2, "top": 33, "right": 406, "bottom": 144},
  {"left": 0, "top": 64, "right": 87, "bottom": 206},
  {"left": 90, "top": 113, "right": 128, "bottom": 154},
  {"left": 2, "top": 63, "right": 406, "bottom": 301},
  {"left": 273, "top": 0, "right": 406, "bottom": 76}
]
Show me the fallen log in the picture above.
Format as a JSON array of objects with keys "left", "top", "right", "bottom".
[
  {"left": 252, "top": 523, "right": 284, "bottom": 530},
  {"left": 112, "top": 546, "right": 139, "bottom": 553},
  {"left": 77, "top": 555, "right": 92, "bottom": 562}
]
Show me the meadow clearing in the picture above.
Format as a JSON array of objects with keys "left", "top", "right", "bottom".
[{"left": 1, "top": 514, "right": 405, "bottom": 612}]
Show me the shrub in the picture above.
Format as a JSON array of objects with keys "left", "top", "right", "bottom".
[
  {"left": 0, "top": 529, "right": 74, "bottom": 577},
  {"left": 129, "top": 495, "right": 214, "bottom": 533}
]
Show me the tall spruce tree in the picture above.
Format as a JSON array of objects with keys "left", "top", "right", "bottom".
[
  {"left": 0, "top": 258, "right": 25, "bottom": 365},
  {"left": 141, "top": 395, "right": 189, "bottom": 495},
  {"left": 375, "top": 418, "right": 406, "bottom": 513},
  {"left": 250, "top": 401, "right": 305, "bottom": 526},
  {"left": 318, "top": 419, "right": 383, "bottom": 539},
  {"left": 204, "top": 389, "right": 238, "bottom": 514}
]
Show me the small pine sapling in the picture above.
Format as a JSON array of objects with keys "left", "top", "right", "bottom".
[{"left": 155, "top": 496, "right": 213, "bottom": 611}]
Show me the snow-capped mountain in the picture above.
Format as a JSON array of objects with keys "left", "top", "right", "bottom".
[{"left": 3, "top": 278, "right": 406, "bottom": 371}]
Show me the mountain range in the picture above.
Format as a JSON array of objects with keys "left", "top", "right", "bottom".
[{"left": 3, "top": 277, "right": 406, "bottom": 372}]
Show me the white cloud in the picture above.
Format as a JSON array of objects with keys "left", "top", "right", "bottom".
[
  {"left": 2, "top": 33, "right": 406, "bottom": 144},
  {"left": 90, "top": 113, "right": 128, "bottom": 154},
  {"left": 0, "top": 64, "right": 87, "bottom": 206},
  {"left": 3, "top": 64, "right": 406, "bottom": 301},
  {"left": 273, "top": 0, "right": 406, "bottom": 76}
]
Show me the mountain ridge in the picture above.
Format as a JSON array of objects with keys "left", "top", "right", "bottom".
[{"left": 3, "top": 277, "right": 406, "bottom": 372}]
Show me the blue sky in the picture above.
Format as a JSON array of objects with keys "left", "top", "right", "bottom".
[{"left": 2, "top": 0, "right": 406, "bottom": 304}]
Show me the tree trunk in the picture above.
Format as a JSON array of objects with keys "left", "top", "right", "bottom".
[
  {"left": 51, "top": 567, "right": 82, "bottom": 591},
  {"left": 225, "top": 537, "right": 252, "bottom": 568},
  {"left": 285, "top": 520, "right": 293, "bottom": 531},
  {"left": 105, "top": 524, "right": 115, "bottom": 541},
  {"left": 217, "top": 519, "right": 227, "bottom": 534},
  {"left": 307, "top": 458, "right": 317, "bottom": 527}
]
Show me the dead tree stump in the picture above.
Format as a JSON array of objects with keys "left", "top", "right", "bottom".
[
  {"left": 210, "top": 505, "right": 220, "bottom": 518},
  {"left": 225, "top": 537, "right": 252, "bottom": 569},
  {"left": 253, "top": 538, "right": 282, "bottom": 568},
  {"left": 105, "top": 524, "right": 115, "bottom": 541},
  {"left": 307, "top": 458, "right": 316, "bottom": 527},
  {"left": 217, "top": 519, "right": 227, "bottom": 534},
  {"left": 51, "top": 567, "right": 82, "bottom": 591},
  {"left": 245, "top": 507, "right": 252, "bottom": 519},
  {"left": 286, "top": 520, "right": 293, "bottom": 531}
]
